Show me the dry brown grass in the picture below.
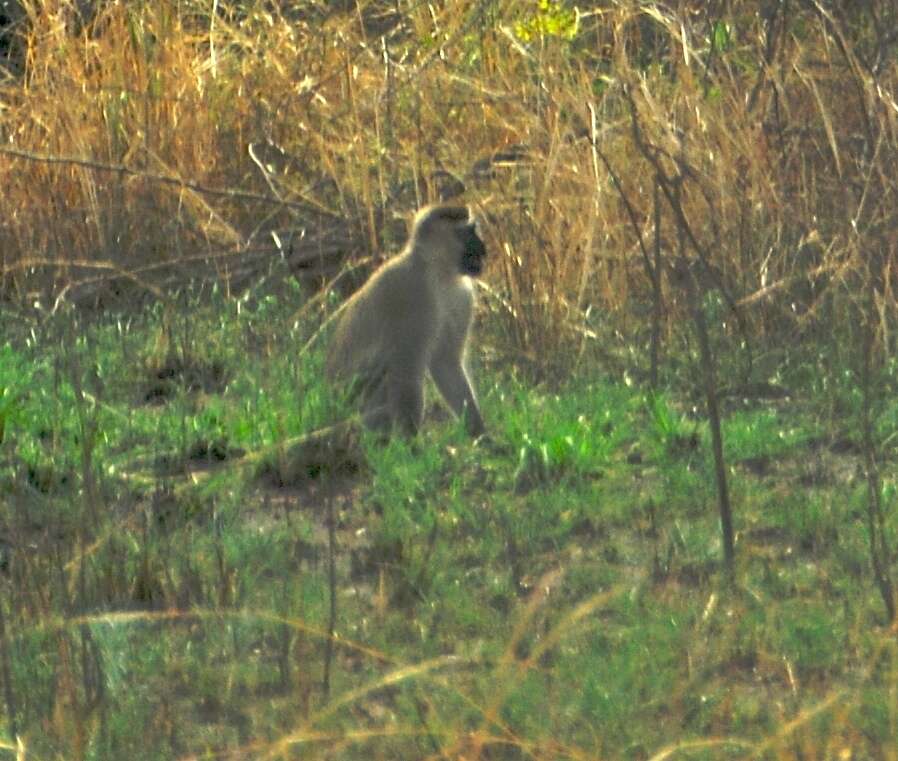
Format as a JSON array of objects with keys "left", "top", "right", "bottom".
[{"left": 1, "top": 0, "right": 897, "bottom": 367}]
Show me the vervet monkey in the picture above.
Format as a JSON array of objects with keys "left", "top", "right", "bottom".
[{"left": 327, "top": 205, "right": 487, "bottom": 437}]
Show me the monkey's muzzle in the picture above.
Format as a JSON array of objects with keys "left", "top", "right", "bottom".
[{"left": 461, "top": 232, "right": 487, "bottom": 276}]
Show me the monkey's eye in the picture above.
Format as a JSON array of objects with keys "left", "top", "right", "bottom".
[{"left": 458, "top": 227, "right": 485, "bottom": 253}]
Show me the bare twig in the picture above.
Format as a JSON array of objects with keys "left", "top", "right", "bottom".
[
  {"left": 0, "top": 597, "right": 18, "bottom": 741},
  {"left": 623, "top": 82, "right": 753, "bottom": 383},
  {"left": 737, "top": 261, "right": 845, "bottom": 308},
  {"left": 859, "top": 324, "right": 897, "bottom": 622},
  {"left": 672, "top": 258, "right": 736, "bottom": 578},
  {"left": 322, "top": 486, "right": 338, "bottom": 699},
  {"left": 0, "top": 146, "right": 339, "bottom": 217}
]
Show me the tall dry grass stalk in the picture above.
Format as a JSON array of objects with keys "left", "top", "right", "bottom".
[{"left": 1, "top": 1, "right": 896, "bottom": 368}]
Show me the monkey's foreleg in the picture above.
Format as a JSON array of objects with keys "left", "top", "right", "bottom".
[{"left": 429, "top": 359, "right": 485, "bottom": 437}]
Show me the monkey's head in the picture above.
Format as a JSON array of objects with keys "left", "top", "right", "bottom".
[{"left": 412, "top": 205, "right": 487, "bottom": 278}]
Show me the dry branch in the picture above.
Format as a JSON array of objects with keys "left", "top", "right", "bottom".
[{"left": 0, "top": 146, "right": 339, "bottom": 218}]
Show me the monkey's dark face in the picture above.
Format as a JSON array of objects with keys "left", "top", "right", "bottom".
[{"left": 457, "top": 224, "right": 486, "bottom": 276}]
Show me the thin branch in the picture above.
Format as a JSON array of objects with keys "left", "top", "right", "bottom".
[
  {"left": 623, "top": 83, "right": 753, "bottom": 380},
  {"left": 0, "top": 146, "right": 339, "bottom": 217},
  {"left": 589, "top": 107, "right": 659, "bottom": 291}
]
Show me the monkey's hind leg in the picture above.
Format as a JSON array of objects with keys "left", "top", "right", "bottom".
[{"left": 386, "top": 375, "right": 425, "bottom": 436}]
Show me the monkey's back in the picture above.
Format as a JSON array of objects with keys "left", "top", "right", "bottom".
[{"left": 326, "top": 254, "right": 439, "bottom": 380}]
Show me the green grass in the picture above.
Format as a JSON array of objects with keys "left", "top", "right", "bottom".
[
  {"left": 2, "top": 1, "right": 897, "bottom": 757},
  {"left": 1, "top": 287, "right": 896, "bottom": 760}
]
